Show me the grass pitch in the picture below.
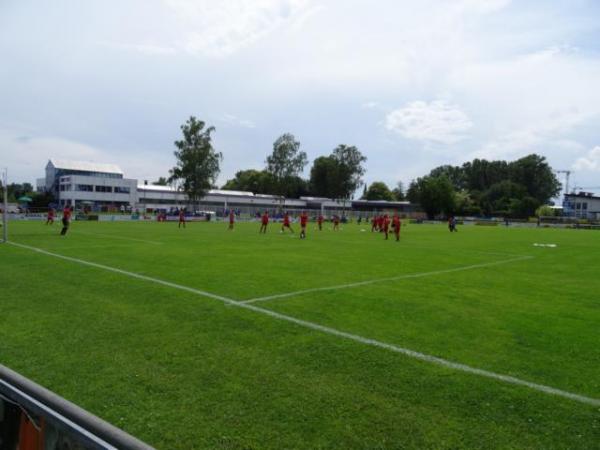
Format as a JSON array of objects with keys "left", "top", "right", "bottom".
[{"left": 0, "top": 220, "right": 599, "bottom": 449}]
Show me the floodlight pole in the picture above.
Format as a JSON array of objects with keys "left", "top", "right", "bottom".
[{"left": 2, "top": 168, "right": 7, "bottom": 243}]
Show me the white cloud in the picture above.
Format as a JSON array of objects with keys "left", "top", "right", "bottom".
[
  {"left": 220, "top": 114, "right": 256, "bottom": 129},
  {"left": 573, "top": 146, "right": 600, "bottom": 172},
  {"left": 385, "top": 101, "right": 473, "bottom": 144},
  {"left": 0, "top": 129, "right": 173, "bottom": 184},
  {"left": 472, "top": 109, "right": 591, "bottom": 160},
  {"left": 163, "top": 0, "right": 319, "bottom": 57}
]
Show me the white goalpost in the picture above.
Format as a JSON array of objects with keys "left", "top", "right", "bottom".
[{"left": 1, "top": 167, "right": 7, "bottom": 243}]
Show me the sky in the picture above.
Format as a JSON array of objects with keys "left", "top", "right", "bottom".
[{"left": 1, "top": 0, "right": 600, "bottom": 195}]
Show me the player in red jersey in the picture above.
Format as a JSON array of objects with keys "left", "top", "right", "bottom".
[
  {"left": 317, "top": 214, "right": 324, "bottom": 231},
  {"left": 299, "top": 211, "right": 308, "bottom": 239},
  {"left": 392, "top": 213, "right": 401, "bottom": 241},
  {"left": 377, "top": 215, "right": 385, "bottom": 232},
  {"left": 382, "top": 214, "right": 390, "bottom": 240},
  {"left": 178, "top": 208, "right": 186, "bottom": 228},
  {"left": 300, "top": 211, "right": 308, "bottom": 239},
  {"left": 371, "top": 215, "right": 377, "bottom": 232},
  {"left": 228, "top": 210, "right": 235, "bottom": 230},
  {"left": 259, "top": 211, "right": 269, "bottom": 233},
  {"left": 332, "top": 215, "right": 340, "bottom": 231},
  {"left": 60, "top": 206, "right": 72, "bottom": 235},
  {"left": 281, "top": 212, "right": 294, "bottom": 233},
  {"left": 46, "top": 208, "right": 55, "bottom": 225}
]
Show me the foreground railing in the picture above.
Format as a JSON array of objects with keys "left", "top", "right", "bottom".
[{"left": 0, "top": 364, "right": 154, "bottom": 450}]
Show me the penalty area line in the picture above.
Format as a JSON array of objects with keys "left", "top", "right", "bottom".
[
  {"left": 7, "top": 241, "right": 599, "bottom": 408},
  {"left": 242, "top": 255, "right": 534, "bottom": 304}
]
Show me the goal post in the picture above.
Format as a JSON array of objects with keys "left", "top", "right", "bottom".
[{"left": 1, "top": 168, "right": 7, "bottom": 243}]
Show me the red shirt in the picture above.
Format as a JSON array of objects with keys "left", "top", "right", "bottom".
[
  {"left": 261, "top": 213, "right": 269, "bottom": 225},
  {"left": 393, "top": 216, "right": 401, "bottom": 229},
  {"left": 283, "top": 214, "right": 290, "bottom": 225},
  {"left": 63, "top": 208, "right": 71, "bottom": 220},
  {"left": 383, "top": 216, "right": 390, "bottom": 229},
  {"left": 300, "top": 214, "right": 308, "bottom": 226},
  {"left": 48, "top": 210, "right": 54, "bottom": 218},
  {"left": 229, "top": 212, "right": 235, "bottom": 223},
  {"left": 333, "top": 216, "right": 340, "bottom": 224},
  {"left": 179, "top": 211, "right": 185, "bottom": 221},
  {"left": 317, "top": 215, "right": 323, "bottom": 223}
]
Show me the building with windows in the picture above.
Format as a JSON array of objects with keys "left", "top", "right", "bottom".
[
  {"left": 39, "top": 158, "right": 416, "bottom": 215},
  {"left": 41, "top": 159, "right": 137, "bottom": 208},
  {"left": 563, "top": 192, "right": 600, "bottom": 220}
]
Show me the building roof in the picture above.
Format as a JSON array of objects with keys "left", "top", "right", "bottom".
[
  {"left": 49, "top": 159, "right": 123, "bottom": 175},
  {"left": 565, "top": 192, "right": 600, "bottom": 200},
  {"left": 137, "top": 185, "right": 258, "bottom": 197}
]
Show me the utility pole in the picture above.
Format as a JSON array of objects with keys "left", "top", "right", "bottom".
[{"left": 556, "top": 170, "right": 572, "bottom": 196}]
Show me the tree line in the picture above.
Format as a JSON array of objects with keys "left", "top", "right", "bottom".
[
  {"left": 169, "top": 117, "right": 368, "bottom": 201},
  {"left": 169, "top": 116, "right": 561, "bottom": 218},
  {"left": 2, "top": 116, "right": 562, "bottom": 220}
]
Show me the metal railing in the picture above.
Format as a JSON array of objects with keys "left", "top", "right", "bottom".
[{"left": 0, "top": 364, "right": 154, "bottom": 450}]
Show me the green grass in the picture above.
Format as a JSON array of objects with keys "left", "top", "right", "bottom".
[{"left": 1, "top": 220, "right": 599, "bottom": 449}]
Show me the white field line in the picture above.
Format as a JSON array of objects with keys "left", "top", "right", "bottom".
[
  {"left": 242, "top": 256, "right": 534, "bottom": 304},
  {"left": 72, "top": 230, "right": 162, "bottom": 245},
  {"left": 7, "top": 241, "right": 600, "bottom": 408}
]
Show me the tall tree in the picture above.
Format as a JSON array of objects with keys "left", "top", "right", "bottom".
[
  {"left": 331, "top": 144, "right": 367, "bottom": 199},
  {"left": 408, "top": 176, "right": 456, "bottom": 218},
  {"left": 428, "top": 165, "right": 464, "bottom": 190},
  {"left": 364, "top": 181, "right": 394, "bottom": 201},
  {"left": 309, "top": 156, "right": 338, "bottom": 198},
  {"left": 266, "top": 133, "right": 307, "bottom": 196},
  {"left": 222, "top": 169, "right": 275, "bottom": 194},
  {"left": 392, "top": 181, "right": 405, "bottom": 200},
  {"left": 508, "top": 154, "right": 561, "bottom": 203},
  {"left": 169, "top": 116, "right": 222, "bottom": 204}
]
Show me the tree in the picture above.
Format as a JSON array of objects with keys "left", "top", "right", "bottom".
[
  {"left": 364, "top": 181, "right": 394, "bottom": 201},
  {"left": 222, "top": 169, "right": 275, "bottom": 194},
  {"left": 307, "top": 145, "right": 367, "bottom": 199},
  {"left": 480, "top": 180, "right": 527, "bottom": 215},
  {"left": 392, "top": 181, "right": 405, "bottom": 201},
  {"left": 408, "top": 176, "right": 456, "bottom": 218},
  {"left": 266, "top": 133, "right": 307, "bottom": 196},
  {"left": 535, "top": 205, "right": 556, "bottom": 217},
  {"left": 6, "top": 182, "right": 34, "bottom": 202},
  {"left": 152, "top": 177, "right": 169, "bottom": 186},
  {"left": 309, "top": 156, "right": 338, "bottom": 198},
  {"left": 508, "top": 154, "right": 561, "bottom": 204},
  {"left": 509, "top": 196, "right": 540, "bottom": 218},
  {"left": 429, "top": 165, "right": 464, "bottom": 190},
  {"left": 169, "top": 116, "right": 222, "bottom": 205},
  {"left": 462, "top": 159, "right": 509, "bottom": 192},
  {"left": 330, "top": 144, "right": 367, "bottom": 199},
  {"left": 30, "top": 191, "right": 55, "bottom": 208}
]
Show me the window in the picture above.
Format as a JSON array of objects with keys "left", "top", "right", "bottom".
[
  {"left": 114, "top": 186, "right": 130, "bottom": 194},
  {"left": 576, "top": 203, "right": 581, "bottom": 210},
  {"left": 582, "top": 203, "right": 588, "bottom": 210},
  {"left": 59, "top": 184, "right": 72, "bottom": 191},
  {"left": 95, "top": 185, "right": 113, "bottom": 193},
  {"left": 76, "top": 184, "right": 93, "bottom": 192}
]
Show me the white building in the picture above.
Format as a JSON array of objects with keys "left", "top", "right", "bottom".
[
  {"left": 39, "top": 158, "right": 415, "bottom": 215},
  {"left": 563, "top": 192, "right": 600, "bottom": 220},
  {"left": 42, "top": 159, "right": 137, "bottom": 208}
]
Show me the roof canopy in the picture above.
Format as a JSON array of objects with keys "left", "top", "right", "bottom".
[{"left": 48, "top": 159, "right": 123, "bottom": 175}]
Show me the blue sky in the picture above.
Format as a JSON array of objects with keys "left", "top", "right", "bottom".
[{"left": 1, "top": 0, "right": 600, "bottom": 194}]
